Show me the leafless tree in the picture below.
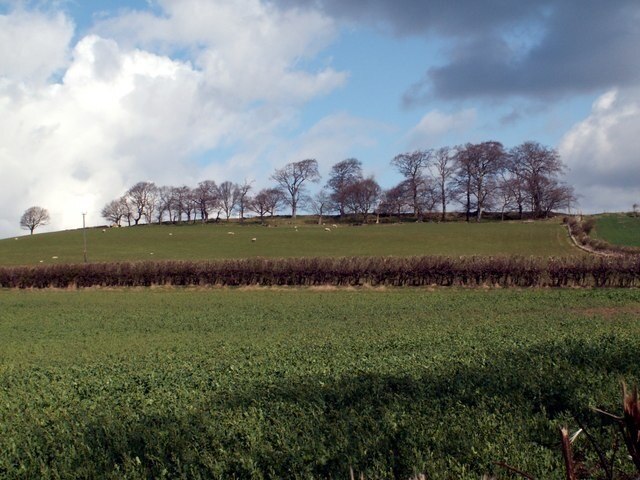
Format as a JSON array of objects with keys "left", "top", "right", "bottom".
[
  {"left": 193, "top": 180, "right": 219, "bottom": 223},
  {"left": 250, "top": 188, "right": 283, "bottom": 222},
  {"left": 121, "top": 196, "right": 134, "bottom": 226},
  {"left": 271, "top": 159, "right": 320, "bottom": 219},
  {"left": 391, "top": 149, "right": 433, "bottom": 219},
  {"left": 431, "top": 147, "right": 456, "bottom": 221},
  {"left": 539, "top": 178, "right": 577, "bottom": 217},
  {"left": 496, "top": 177, "right": 518, "bottom": 221},
  {"left": 235, "top": 180, "right": 253, "bottom": 223},
  {"left": 125, "top": 181, "right": 158, "bottom": 225},
  {"left": 454, "top": 142, "right": 506, "bottom": 222},
  {"left": 344, "top": 177, "right": 381, "bottom": 223},
  {"left": 510, "top": 141, "right": 565, "bottom": 218},
  {"left": 101, "top": 199, "right": 128, "bottom": 226},
  {"left": 326, "top": 158, "right": 363, "bottom": 217},
  {"left": 633, "top": 203, "right": 639, "bottom": 217},
  {"left": 217, "top": 181, "right": 238, "bottom": 221},
  {"left": 170, "top": 186, "right": 194, "bottom": 223},
  {"left": 20, "top": 206, "right": 50, "bottom": 235},
  {"left": 379, "top": 183, "right": 411, "bottom": 217},
  {"left": 504, "top": 153, "right": 529, "bottom": 219},
  {"left": 311, "top": 189, "right": 334, "bottom": 225},
  {"left": 155, "top": 186, "right": 175, "bottom": 223},
  {"left": 452, "top": 146, "right": 475, "bottom": 222}
]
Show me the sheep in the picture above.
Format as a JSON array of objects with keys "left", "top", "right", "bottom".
[
  {"left": 102, "top": 229, "right": 106, "bottom": 233},
  {"left": 51, "top": 256, "right": 58, "bottom": 259},
  {"left": 169, "top": 233, "right": 173, "bottom": 236},
  {"left": 251, "top": 237, "right": 257, "bottom": 242},
  {"left": 227, "top": 232, "right": 235, "bottom": 235},
  {"left": 324, "top": 227, "right": 331, "bottom": 232},
  {"left": 331, "top": 224, "right": 338, "bottom": 228}
]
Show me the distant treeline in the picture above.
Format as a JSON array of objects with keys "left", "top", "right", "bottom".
[
  {"left": 2, "top": 256, "right": 639, "bottom": 289},
  {"left": 102, "top": 141, "right": 576, "bottom": 226}
]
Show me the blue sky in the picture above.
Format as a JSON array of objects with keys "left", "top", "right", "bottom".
[{"left": 0, "top": 0, "right": 639, "bottom": 236}]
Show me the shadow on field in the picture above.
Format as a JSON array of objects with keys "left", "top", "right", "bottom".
[{"left": 16, "top": 336, "right": 640, "bottom": 479}]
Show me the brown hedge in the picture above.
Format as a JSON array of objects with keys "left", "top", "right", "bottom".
[{"left": 0, "top": 255, "right": 639, "bottom": 289}]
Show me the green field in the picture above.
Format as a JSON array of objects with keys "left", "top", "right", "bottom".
[
  {"left": 594, "top": 214, "right": 640, "bottom": 247},
  {"left": 0, "top": 220, "right": 577, "bottom": 266},
  {"left": 1, "top": 288, "right": 639, "bottom": 479}
]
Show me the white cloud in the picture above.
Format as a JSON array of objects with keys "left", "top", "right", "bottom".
[
  {"left": 0, "top": 1, "right": 347, "bottom": 238},
  {"left": 94, "top": 0, "right": 346, "bottom": 104},
  {"left": 0, "top": 8, "right": 73, "bottom": 83},
  {"left": 559, "top": 87, "right": 640, "bottom": 213},
  {"left": 406, "top": 108, "right": 476, "bottom": 149}
]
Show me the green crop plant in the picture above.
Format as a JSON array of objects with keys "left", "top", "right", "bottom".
[{"left": 1, "top": 288, "right": 640, "bottom": 478}]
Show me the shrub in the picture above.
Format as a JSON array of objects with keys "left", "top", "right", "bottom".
[{"left": 0, "top": 256, "right": 639, "bottom": 289}]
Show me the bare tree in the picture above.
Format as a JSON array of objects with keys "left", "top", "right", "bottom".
[
  {"left": 391, "top": 149, "right": 433, "bottom": 219},
  {"left": 496, "top": 177, "right": 518, "bottom": 221},
  {"left": 453, "top": 146, "right": 475, "bottom": 222},
  {"left": 193, "top": 180, "right": 218, "bottom": 223},
  {"left": 454, "top": 142, "right": 506, "bottom": 222},
  {"left": 379, "top": 183, "right": 411, "bottom": 217},
  {"left": 510, "top": 141, "right": 565, "bottom": 218},
  {"left": 326, "top": 158, "right": 363, "bottom": 217},
  {"left": 121, "top": 196, "right": 134, "bottom": 226},
  {"left": 20, "top": 206, "right": 50, "bottom": 235},
  {"left": 235, "top": 180, "right": 253, "bottom": 223},
  {"left": 311, "top": 189, "right": 334, "bottom": 225},
  {"left": 155, "top": 186, "right": 177, "bottom": 223},
  {"left": 250, "top": 188, "right": 283, "bottom": 222},
  {"left": 217, "top": 181, "right": 238, "bottom": 221},
  {"left": 101, "top": 199, "right": 127, "bottom": 226},
  {"left": 504, "top": 152, "right": 529, "bottom": 219},
  {"left": 125, "top": 181, "right": 158, "bottom": 225},
  {"left": 539, "top": 178, "right": 577, "bottom": 217},
  {"left": 271, "top": 159, "right": 320, "bottom": 219},
  {"left": 170, "top": 186, "right": 194, "bottom": 223},
  {"left": 344, "top": 177, "right": 381, "bottom": 223},
  {"left": 431, "top": 147, "right": 456, "bottom": 221},
  {"left": 634, "top": 203, "right": 639, "bottom": 217}
]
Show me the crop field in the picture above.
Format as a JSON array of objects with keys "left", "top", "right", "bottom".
[
  {"left": 0, "top": 220, "right": 577, "bottom": 266},
  {"left": 1, "top": 288, "right": 639, "bottom": 479},
  {"left": 594, "top": 214, "right": 640, "bottom": 247}
]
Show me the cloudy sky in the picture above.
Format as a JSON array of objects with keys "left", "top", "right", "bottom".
[{"left": 1, "top": 0, "right": 638, "bottom": 237}]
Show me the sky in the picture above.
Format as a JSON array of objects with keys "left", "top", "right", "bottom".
[{"left": 0, "top": 0, "right": 639, "bottom": 237}]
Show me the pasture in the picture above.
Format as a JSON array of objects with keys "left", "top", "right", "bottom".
[
  {"left": 1, "top": 288, "right": 639, "bottom": 479},
  {"left": 0, "top": 219, "right": 577, "bottom": 265},
  {"left": 594, "top": 214, "right": 640, "bottom": 247}
]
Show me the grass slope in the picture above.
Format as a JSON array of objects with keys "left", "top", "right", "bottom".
[
  {"left": 0, "top": 220, "right": 577, "bottom": 265},
  {"left": 1, "top": 288, "right": 639, "bottom": 478},
  {"left": 594, "top": 214, "right": 640, "bottom": 247}
]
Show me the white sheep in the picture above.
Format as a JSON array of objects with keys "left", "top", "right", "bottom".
[
  {"left": 332, "top": 224, "right": 338, "bottom": 228},
  {"left": 324, "top": 227, "right": 331, "bottom": 232},
  {"left": 227, "top": 232, "right": 235, "bottom": 235},
  {"left": 251, "top": 237, "right": 257, "bottom": 242}
]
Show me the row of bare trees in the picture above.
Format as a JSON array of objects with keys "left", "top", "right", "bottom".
[
  {"left": 380, "top": 140, "right": 576, "bottom": 222},
  {"left": 101, "top": 180, "right": 284, "bottom": 226},
  {"left": 102, "top": 140, "right": 576, "bottom": 226}
]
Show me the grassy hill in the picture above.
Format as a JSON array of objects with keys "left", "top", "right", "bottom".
[
  {"left": 593, "top": 213, "right": 640, "bottom": 247},
  {"left": 0, "top": 219, "right": 578, "bottom": 265}
]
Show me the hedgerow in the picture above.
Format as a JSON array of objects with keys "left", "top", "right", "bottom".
[
  {"left": 564, "top": 216, "right": 640, "bottom": 255},
  {"left": 0, "top": 255, "right": 639, "bottom": 288}
]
